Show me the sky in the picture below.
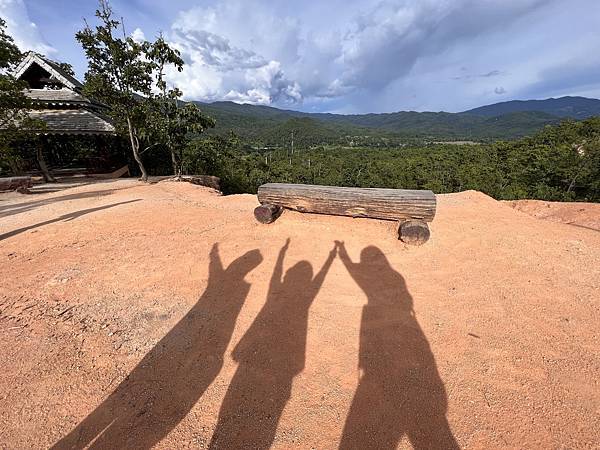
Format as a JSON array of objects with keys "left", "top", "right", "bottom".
[{"left": 1, "top": 0, "right": 599, "bottom": 114}]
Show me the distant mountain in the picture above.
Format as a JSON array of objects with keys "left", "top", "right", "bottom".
[
  {"left": 197, "top": 102, "right": 373, "bottom": 145},
  {"left": 464, "top": 96, "right": 600, "bottom": 119},
  {"left": 194, "top": 96, "right": 599, "bottom": 145}
]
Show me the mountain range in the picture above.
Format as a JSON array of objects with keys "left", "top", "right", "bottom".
[
  {"left": 195, "top": 96, "right": 600, "bottom": 145},
  {"left": 464, "top": 96, "right": 600, "bottom": 119}
]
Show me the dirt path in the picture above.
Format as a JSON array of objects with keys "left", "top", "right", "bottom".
[{"left": 0, "top": 181, "right": 598, "bottom": 449}]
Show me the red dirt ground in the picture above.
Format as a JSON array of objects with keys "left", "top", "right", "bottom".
[
  {"left": 0, "top": 180, "right": 598, "bottom": 449},
  {"left": 506, "top": 199, "right": 600, "bottom": 232}
]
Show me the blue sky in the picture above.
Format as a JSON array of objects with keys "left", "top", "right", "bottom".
[{"left": 2, "top": 0, "right": 599, "bottom": 113}]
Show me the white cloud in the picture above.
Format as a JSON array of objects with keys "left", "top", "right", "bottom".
[
  {"left": 163, "top": 6, "right": 303, "bottom": 105},
  {"left": 158, "top": 0, "right": 599, "bottom": 112},
  {"left": 131, "top": 27, "right": 146, "bottom": 44},
  {"left": 0, "top": 0, "right": 55, "bottom": 54}
]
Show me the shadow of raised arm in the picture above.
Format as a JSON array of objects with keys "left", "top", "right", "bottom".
[
  {"left": 208, "top": 243, "right": 224, "bottom": 277},
  {"left": 311, "top": 243, "right": 337, "bottom": 292},
  {"left": 335, "top": 240, "right": 359, "bottom": 279},
  {"left": 270, "top": 238, "right": 291, "bottom": 292}
]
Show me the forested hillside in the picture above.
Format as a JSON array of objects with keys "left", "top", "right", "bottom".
[
  {"left": 465, "top": 96, "right": 600, "bottom": 119},
  {"left": 183, "top": 116, "right": 600, "bottom": 202},
  {"left": 196, "top": 96, "right": 600, "bottom": 145}
]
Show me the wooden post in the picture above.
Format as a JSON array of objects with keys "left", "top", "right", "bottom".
[
  {"left": 398, "top": 220, "right": 430, "bottom": 245},
  {"left": 254, "top": 204, "right": 283, "bottom": 224}
]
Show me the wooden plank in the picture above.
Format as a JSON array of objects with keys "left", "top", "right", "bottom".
[
  {"left": 93, "top": 165, "right": 130, "bottom": 179},
  {"left": 257, "top": 183, "right": 436, "bottom": 222}
]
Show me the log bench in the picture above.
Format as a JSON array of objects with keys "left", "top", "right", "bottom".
[{"left": 254, "top": 183, "right": 436, "bottom": 245}]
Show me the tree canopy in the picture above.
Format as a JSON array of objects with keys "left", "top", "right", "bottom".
[{"left": 76, "top": 0, "right": 214, "bottom": 180}]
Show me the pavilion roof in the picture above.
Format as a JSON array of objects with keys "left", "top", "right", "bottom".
[
  {"left": 11, "top": 52, "right": 115, "bottom": 136},
  {"left": 28, "top": 109, "right": 115, "bottom": 135}
]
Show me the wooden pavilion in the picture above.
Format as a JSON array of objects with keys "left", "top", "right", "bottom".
[{"left": 12, "top": 52, "right": 115, "bottom": 181}]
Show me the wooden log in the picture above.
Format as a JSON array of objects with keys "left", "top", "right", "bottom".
[
  {"left": 182, "top": 175, "right": 220, "bottom": 190},
  {"left": 159, "top": 175, "right": 221, "bottom": 191},
  {"left": 257, "top": 183, "right": 436, "bottom": 222},
  {"left": 254, "top": 203, "right": 283, "bottom": 224},
  {"left": 399, "top": 220, "right": 430, "bottom": 245},
  {"left": 0, "top": 176, "right": 33, "bottom": 192}
]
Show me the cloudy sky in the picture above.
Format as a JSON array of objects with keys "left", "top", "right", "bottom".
[{"left": 1, "top": 0, "right": 599, "bottom": 113}]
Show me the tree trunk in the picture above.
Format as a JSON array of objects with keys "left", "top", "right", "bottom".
[
  {"left": 257, "top": 183, "right": 436, "bottom": 222},
  {"left": 567, "top": 176, "right": 578, "bottom": 193},
  {"left": 36, "top": 142, "right": 56, "bottom": 183},
  {"left": 170, "top": 149, "right": 180, "bottom": 178},
  {"left": 8, "top": 159, "right": 21, "bottom": 175},
  {"left": 126, "top": 116, "right": 148, "bottom": 182}
]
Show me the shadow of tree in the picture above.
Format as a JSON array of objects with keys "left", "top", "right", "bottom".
[
  {"left": 51, "top": 244, "right": 263, "bottom": 449},
  {"left": 0, "top": 187, "right": 133, "bottom": 219},
  {"left": 337, "top": 243, "right": 459, "bottom": 450},
  {"left": 209, "top": 239, "right": 337, "bottom": 449},
  {"left": 0, "top": 199, "right": 142, "bottom": 241}
]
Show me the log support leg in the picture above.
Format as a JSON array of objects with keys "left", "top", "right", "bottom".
[
  {"left": 254, "top": 203, "right": 283, "bottom": 224},
  {"left": 398, "top": 220, "right": 430, "bottom": 245}
]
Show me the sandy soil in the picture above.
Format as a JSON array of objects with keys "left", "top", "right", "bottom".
[
  {"left": 0, "top": 180, "right": 598, "bottom": 449},
  {"left": 507, "top": 199, "right": 600, "bottom": 232}
]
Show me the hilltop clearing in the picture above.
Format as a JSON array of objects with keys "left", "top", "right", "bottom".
[{"left": 0, "top": 180, "right": 598, "bottom": 448}]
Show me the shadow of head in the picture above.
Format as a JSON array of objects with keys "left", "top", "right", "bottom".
[
  {"left": 357, "top": 246, "right": 411, "bottom": 308},
  {"left": 360, "top": 245, "right": 388, "bottom": 266},
  {"left": 229, "top": 249, "right": 263, "bottom": 277},
  {"left": 283, "top": 260, "right": 313, "bottom": 284}
]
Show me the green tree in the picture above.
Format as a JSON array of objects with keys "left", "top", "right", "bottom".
[
  {"left": 76, "top": 1, "right": 157, "bottom": 180},
  {"left": 0, "top": 17, "right": 27, "bottom": 175},
  {"left": 0, "top": 18, "right": 51, "bottom": 179},
  {"left": 143, "top": 35, "right": 215, "bottom": 177}
]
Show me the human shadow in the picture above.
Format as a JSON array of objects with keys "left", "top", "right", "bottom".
[
  {"left": 0, "top": 200, "right": 141, "bottom": 241},
  {"left": 337, "top": 243, "right": 459, "bottom": 450},
  {"left": 209, "top": 239, "right": 337, "bottom": 449},
  {"left": 52, "top": 244, "right": 263, "bottom": 449}
]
